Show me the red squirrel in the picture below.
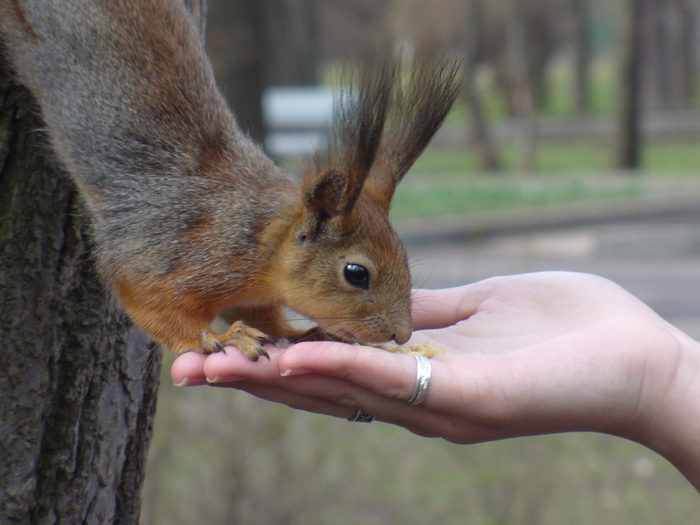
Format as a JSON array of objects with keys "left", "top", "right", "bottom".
[{"left": 0, "top": 0, "right": 460, "bottom": 360}]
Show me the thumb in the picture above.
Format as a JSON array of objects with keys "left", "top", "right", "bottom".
[{"left": 411, "top": 282, "right": 492, "bottom": 330}]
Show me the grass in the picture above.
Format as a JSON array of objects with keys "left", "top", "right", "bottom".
[
  {"left": 411, "top": 139, "right": 700, "bottom": 174},
  {"left": 387, "top": 140, "right": 700, "bottom": 220},
  {"left": 390, "top": 175, "right": 645, "bottom": 221}
]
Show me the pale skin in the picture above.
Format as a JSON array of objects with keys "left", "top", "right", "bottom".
[{"left": 171, "top": 271, "right": 700, "bottom": 491}]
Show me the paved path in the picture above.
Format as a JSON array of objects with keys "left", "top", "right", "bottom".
[{"left": 405, "top": 215, "right": 700, "bottom": 340}]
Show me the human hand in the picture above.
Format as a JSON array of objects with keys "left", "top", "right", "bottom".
[{"left": 171, "top": 271, "right": 700, "bottom": 489}]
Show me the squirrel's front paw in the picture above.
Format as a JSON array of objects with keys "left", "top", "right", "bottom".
[{"left": 199, "top": 322, "right": 271, "bottom": 361}]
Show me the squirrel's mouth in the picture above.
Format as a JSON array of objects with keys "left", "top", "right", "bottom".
[
  {"left": 282, "top": 309, "right": 359, "bottom": 344},
  {"left": 323, "top": 327, "right": 359, "bottom": 344}
]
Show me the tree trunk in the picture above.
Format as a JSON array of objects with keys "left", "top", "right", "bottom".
[
  {"left": 464, "top": 0, "right": 501, "bottom": 172},
  {"left": 0, "top": 1, "right": 207, "bottom": 521},
  {"left": 569, "top": 0, "right": 591, "bottom": 114},
  {"left": 0, "top": 48, "right": 159, "bottom": 525},
  {"left": 614, "top": 0, "right": 644, "bottom": 170},
  {"left": 527, "top": 0, "right": 553, "bottom": 111},
  {"left": 506, "top": 0, "right": 537, "bottom": 173},
  {"left": 206, "top": 0, "right": 268, "bottom": 144},
  {"left": 668, "top": 0, "right": 694, "bottom": 109},
  {"left": 267, "top": 0, "right": 320, "bottom": 86},
  {"left": 645, "top": 1, "right": 672, "bottom": 110}
]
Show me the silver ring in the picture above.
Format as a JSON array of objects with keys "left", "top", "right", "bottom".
[
  {"left": 347, "top": 410, "right": 375, "bottom": 423},
  {"left": 408, "top": 355, "right": 432, "bottom": 405}
]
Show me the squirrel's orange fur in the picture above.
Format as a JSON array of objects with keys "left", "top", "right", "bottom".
[{"left": 0, "top": 0, "right": 461, "bottom": 359}]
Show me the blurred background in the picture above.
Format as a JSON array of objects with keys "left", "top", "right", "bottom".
[{"left": 141, "top": 0, "right": 700, "bottom": 523}]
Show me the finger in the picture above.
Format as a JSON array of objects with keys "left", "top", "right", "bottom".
[
  {"left": 221, "top": 376, "right": 451, "bottom": 439},
  {"left": 171, "top": 351, "right": 208, "bottom": 386},
  {"left": 276, "top": 340, "right": 472, "bottom": 421},
  {"left": 204, "top": 343, "right": 436, "bottom": 423},
  {"left": 202, "top": 345, "right": 284, "bottom": 383},
  {"left": 276, "top": 341, "right": 510, "bottom": 424},
  {"left": 171, "top": 344, "right": 279, "bottom": 386},
  {"left": 213, "top": 380, "right": 355, "bottom": 419},
  {"left": 201, "top": 343, "right": 508, "bottom": 441},
  {"left": 277, "top": 341, "right": 422, "bottom": 402}
]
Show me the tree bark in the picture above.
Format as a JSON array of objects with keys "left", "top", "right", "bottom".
[
  {"left": 0, "top": 0, "right": 208, "bottom": 521},
  {"left": 614, "top": 0, "right": 644, "bottom": 170}
]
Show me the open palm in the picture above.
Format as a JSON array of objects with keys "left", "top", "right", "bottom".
[{"left": 172, "top": 271, "right": 700, "bottom": 489}]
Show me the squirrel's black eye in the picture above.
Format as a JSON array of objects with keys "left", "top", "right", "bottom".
[{"left": 344, "top": 263, "right": 370, "bottom": 289}]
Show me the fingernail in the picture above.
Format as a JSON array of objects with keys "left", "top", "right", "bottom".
[
  {"left": 173, "top": 377, "right": 190, "bottom": 387},
  {"left": 280, "top": 368, "right": 312, "bottom": 377},
  {"left": 206, "top": 375, "right": 243, "bottom": 383}
]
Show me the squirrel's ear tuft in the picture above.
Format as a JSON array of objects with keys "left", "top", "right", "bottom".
[
  {"left": 304, "top": 54, "right": 461, "bottom": 215},
  {"left": 303, "top": 59, "right": 395, "bottom": 215},
  {"left": 365, "top": 54, "right": 463, "bottom": 211}
]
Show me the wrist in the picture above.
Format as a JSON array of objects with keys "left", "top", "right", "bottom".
[{"left": 634, "top": 329, "right": 700, "bottom": 490}]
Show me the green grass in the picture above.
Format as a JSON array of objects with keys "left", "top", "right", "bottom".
[
  {"left": 411, "top": 140, "right": 700, "bottom": 174},
  {"left": 388, "top": 139, "right": 700, "bottom": 221},
  {"left": 392, "top": 174, "right": 646, "bottom": 220},
  {"left": 390, "top": 176, "right": 645, "bottom": 221},
  {"left": 284, "top": 138, "right": 700, "bottom": 222}
]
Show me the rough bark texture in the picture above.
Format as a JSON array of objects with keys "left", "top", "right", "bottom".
[
  {"left": 0, "top": 0, "right": 208, "bottom": 520},
  {"left": 0, "top": 45, "right": 161, "bottom": 525}
]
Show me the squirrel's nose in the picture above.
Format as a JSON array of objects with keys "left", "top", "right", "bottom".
[{"left": 392, "top": 322, "right": 413, "bottom": 345}]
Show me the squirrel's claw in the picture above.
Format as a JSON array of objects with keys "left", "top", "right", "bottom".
[
  {"left": 198, "top": 330, "right": 225, "bottom": 354},
  {"left": 199, "top": 322, "right": 271, "bottom": 361}
]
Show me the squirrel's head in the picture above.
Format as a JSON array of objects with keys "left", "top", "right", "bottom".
[
  {"left": 280, "top": 193, "right": 413, "bottom": 344},
  {"left": 273, "top": 54, "right": 461, "bottom": 345}
]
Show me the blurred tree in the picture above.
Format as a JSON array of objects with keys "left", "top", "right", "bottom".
[
  {"left": 527, "top": 0, "right": 556, "bottom": 111},
  {"left": 206, "top": 0, "right": 268, "bottom": 143},
  {"left": 569, "top": 0, "right": 592, "bottom": 114},
  {"left": 320, "top": 0, "right": 391, "bottom": 61},
  {"left": 639, "top": 1, "right": 695, "bottom": 112},
  {"left": 267, "top": 0, "right": 320, "bottom": 86},
  {"left": 506, "top": 0, "right": 537, "bottom": 172},
  {"left": 614, "top": 0, "right": 645, "bottom": 169},
  {"left": 464, "top": 0, "right": 501, "bottom": 171},
  {"left": 667, "top": 0, "right": 695, "bottom": 109},
  {"left": 645, "top": 1, "right": 672, "bottom": 110}
]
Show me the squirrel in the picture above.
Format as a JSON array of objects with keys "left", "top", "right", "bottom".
[{"left": 0, "top": 0, "right": 460, "bottom": 360}]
